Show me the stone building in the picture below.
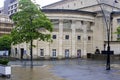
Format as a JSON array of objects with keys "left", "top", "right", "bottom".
[
  {"left": 0, "top": 14, "right": 13, "bottom": 36},
  {"left": 0, "top": 7, "right": 4, "bottom": 14},
  {"left": 11, "top": 0, "right": 120, "bottom": 59},
  {"left": 3, "top": 0, "right": 18, "bottom": 16}
]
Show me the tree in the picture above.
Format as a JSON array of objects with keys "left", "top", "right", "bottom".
[
  {"left": 0, "top": 35, "right": 12, "bottom": 55},
  {"left": 11, "top": 0, "right": 53, "bottom": 67},
  {"left": 116, "top": 26, "right": 120, "bottom": 40}
]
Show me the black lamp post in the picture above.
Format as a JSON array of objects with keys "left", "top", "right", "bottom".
[{"left": 96, "top": 0, "right": 118, "bottom": 70}]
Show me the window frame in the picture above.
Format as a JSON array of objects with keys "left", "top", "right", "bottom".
[
  {"left": 52, "top": 35, "right": 57, "bottom": 39},
  {"left": 77, "top": 36, "right": 81, "bottom": 40},
  {"left": 52, "top": 49, "right": 56, "bottom": 57},
  {"left": 40, "top": 49, "right": 44, "bottom": 57},
  {"left": 65, "top": 35, "right": 69, "bottom": 40}
]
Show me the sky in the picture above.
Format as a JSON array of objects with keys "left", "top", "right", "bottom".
[{"left": 0, "top": 0, "right": 61, "bottom": 8}]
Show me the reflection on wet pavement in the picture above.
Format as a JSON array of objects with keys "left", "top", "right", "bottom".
[
  {"left": 0, "top": 66, "right": 65, "bottom": 80},
  {"left": 51, "top": 59, "right": 120, "bottom": 80},
  {"left": 0, "top": 59, "right": 120, "bottom": 80}
]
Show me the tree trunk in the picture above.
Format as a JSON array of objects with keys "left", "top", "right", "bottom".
[{"left": 30, "top": 39, "right": 33, "bottom": 68}]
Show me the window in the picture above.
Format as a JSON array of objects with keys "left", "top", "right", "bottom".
[
  {"left": 117, "top": 19, "right": 120, "bottom": 24},
  {"left": 11, "top": 5, "right": 13, "bottom": 9},
  {"left": 65, "top": 35, "right": 69, "bottom": 39},
  {"left": 117, "top": 34, "right": 120, "bottom": 39},
  {"left": 40, "top": 49, "right": 44, "bottom": 56},
  {"left": 63, "top": 20, "right": 72, "bottom": 28},
  {"left": 77, "top": 36, "right": 81, "bottom": 40},
  {"left": 52, "top": 49, "right": 56, "bottom": 57},
  {"left": 15, "top": 48, "right": 17, "bottom": 55},
  {"left": 81, "top": 21, "right": 83, "bottom": 25},
  {"left": 14, "top": 9, "right": 17, "bottom": 12},
  {"left": 52, "top": 35, "right": 56, "bottom": 39},
  {"left": 11, "top": 10, "right": 13, "bottom": 14},
  {"left": 88, "top": 36, "right": 91, "bottom": 40},
  {"left": 51, "top": 19, "right": 59, "bottom": 28},
  {"left": 14, "top": 4, "right": 17, "bottom": 7}
]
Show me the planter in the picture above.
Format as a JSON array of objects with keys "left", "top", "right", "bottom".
[{"left": 0, "top": 65, "right": 11, "bottom": 77}]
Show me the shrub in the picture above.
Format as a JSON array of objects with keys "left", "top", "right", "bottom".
[{"left": 0, "top": 58, "right": 9, "bottom": 65}]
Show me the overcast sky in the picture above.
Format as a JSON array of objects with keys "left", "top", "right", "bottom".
[{"left": 0, "top": 0, "right": 61, "bottom": 8}]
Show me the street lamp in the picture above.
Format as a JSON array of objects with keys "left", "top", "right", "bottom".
[{"left": 96, "top": 0, "right": 118, "bottom": 70}]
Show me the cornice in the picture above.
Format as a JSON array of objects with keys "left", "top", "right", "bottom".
[{"left": 42, "top": 9, "right": 97, "bottom": 16}]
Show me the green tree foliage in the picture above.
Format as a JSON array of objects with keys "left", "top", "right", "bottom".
[
  {"left": 11, "top": 0, "right": 53, "bottom": 44},
  {"left": 0, "top": 35, "right": 12, "bottom": 50},
  {"left": 115, "top": 26, "right": 120, "bottom": 40},
  {"left": 11, "top": 0, "right": 53, "bottom": 66}
]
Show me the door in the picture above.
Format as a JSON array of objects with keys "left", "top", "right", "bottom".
[
  {"left": 77, "top": 49, "right": 81, "bottom": 58},
  {"left": 65, "top": 49, "right": 69, "bottom": 58},
  {"left": 20, "top": 48, "right": 24, "bottom": 59}
]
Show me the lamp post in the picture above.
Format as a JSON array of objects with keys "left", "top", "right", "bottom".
[{"left": 96, "top": 0, "right": 118, "bottom": 70}]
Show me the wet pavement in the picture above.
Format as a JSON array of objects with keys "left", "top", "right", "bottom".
[
  {"left": 0, "top": 65, "right": 65, "bottom": 80},
  {"left": 51, "top": 59, "right": 120, "bottom": 80},
  {"left": 0, "top": 59, "right": 120, "bottom": 80}
]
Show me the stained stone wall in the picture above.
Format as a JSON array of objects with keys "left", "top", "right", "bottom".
[
  {"left": 11, "top": 0, "right": 120, "bottom": 59},
  {"left": 11, "top": 10, "right": 98, "bottom": 59}
]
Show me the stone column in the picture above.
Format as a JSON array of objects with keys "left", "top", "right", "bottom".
[
  {"left": 83, "top": 21, "right": 88, "bottom": 57},
  {"left": 23, "top": 42, "right": 28, "bottom": 59},
  {"left": 45, "top": 42, "right": 50, "bottom": 59},
  {"left": 93, "top": 14, "right": 105, "bottom": 52},
  {"left": 26, "top": 43, "right": 30, "bottom": 59},
  {"left": 18, "top": 44, "right": 21, "bottom": 59},
  {"left": 45, "top": 31, "right": 50, "bottom": 59},
  {"left": 71, "top": 20, "right": 76, "bottom": 58},
  {"left": 36, "top": 39, "right": 39, "bottom": 59},
  {"left": 58, "top": 19, "right": 63, "bottom": 59},
  {"left": 32, "top": 40, "right": 38, "bottom": 59}
]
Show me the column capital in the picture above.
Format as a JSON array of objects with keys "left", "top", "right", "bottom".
[
  {"left": 83, "top": 21, "right": 89, "bottom": 25},
  {"left": 72, "top": 20, "right": 76, "bottom": 23},
  {"left": 59, "top": 19, "right": 64, "bottom": 23}
]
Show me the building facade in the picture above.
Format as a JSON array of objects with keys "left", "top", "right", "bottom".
[
  {"left": 0, "top": 14, "right": 13, "bottom": 36},
  {"left": 0, "top": 7, "right": 4, "bottom": 14},
  {"left": 10, "top": 0, "right": 120, "bottom": 59},
  {"left": 43, "top": 0, "right": 120, "bottom": 11},
  {"left": 4, "top": 0, "right": 18, "bottom": 16}
]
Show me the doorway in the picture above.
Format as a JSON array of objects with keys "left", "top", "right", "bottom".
[
  {"left": 77, "top": 49, "right": 81, "bottom": 58},
  {"left": 20, "top": 48, "right": 24, "bottom": 59},
  {"left": 65, "top": 49, "right": 69, "bottom": 58}
]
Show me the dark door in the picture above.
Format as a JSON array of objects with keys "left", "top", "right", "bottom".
[
  {"left": 77, "top": 49, "right": 81, "bottom": 58},
  {"left": 20, "top": 48, "right": 24, "bottom": 59}
]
